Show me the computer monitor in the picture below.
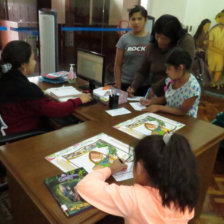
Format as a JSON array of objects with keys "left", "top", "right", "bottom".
[{"left": 76, "top": 48, "right": 105, "bottom": 90}]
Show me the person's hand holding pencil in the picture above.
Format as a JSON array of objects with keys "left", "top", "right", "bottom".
[
  {"left": 110, "top": 158, "right": 127, "bottom": 174},
  {"left": 144, "top": 87, "right": 151, "bottom": 99},
  {"left": 140, "top": 87, "right": 153, "bottom": 106}
]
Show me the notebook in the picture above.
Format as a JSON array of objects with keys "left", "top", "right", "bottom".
[
  {"left": 44, "top": 167, "right": 91, "bottom": 217},
  {"left": 45, "top": 86, "right": 82, "bottom": 102}
]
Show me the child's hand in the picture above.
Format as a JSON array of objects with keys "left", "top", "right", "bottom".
[
  {"left": 142, "top": 105, "right": 160, "bottom": 113},
  {"left": 147, "top": 88, "right": 154, "bottom": 98},
  {"left": 140, "top": 98, "right": 152, "bottom": 106},
  {"left": 110, "top": 159, "right": 127, "bottom": 175},
  {"left": 79, "top": 93, "right": 92, "bottom": 104}
]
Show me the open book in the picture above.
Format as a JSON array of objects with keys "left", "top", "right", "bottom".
[
  {"left": 44, "top": 167, "right": 91, "bottom": 217},
  {"left": 45, "top": 86, "right": 82, "bottom": 102}
]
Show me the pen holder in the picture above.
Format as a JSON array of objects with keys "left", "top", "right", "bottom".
[{"left": 109, "top": 95, "right": 119, "bottom": 109}]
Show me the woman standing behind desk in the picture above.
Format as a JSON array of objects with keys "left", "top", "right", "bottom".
[
  {"left": 127, "top": 14, "right": 195, "bottom": 97},
  {"left": 114, "top": 5, "right": 151, "bottom": 95},
  {"left": 0, "top": 40, "right": 92, "bottom": 136},
  {"left": 194, "top": 19, "right": 211, "bottom": 54}
]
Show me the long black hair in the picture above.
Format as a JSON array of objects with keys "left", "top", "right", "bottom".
[
  {"left": 151, "top": 14, "right": 187, "bottom": 47},
  {"left": 0, "top": 40, "right": 43, "bottom": 104},
  {"left": 193, "top": 19, "right": 211, "bottom": 41},
  {"left": 129, "top": 5, "right": 148, "bottom": 20},
  {"left": 134, "top": 134, "right": 199, "bottom": 212},
  {"left": 0, "top": 40, "right": 31, "bottom": 76}
]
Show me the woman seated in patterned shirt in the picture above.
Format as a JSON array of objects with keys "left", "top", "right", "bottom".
[{"left": 140, "top": 47, "right": 201, "bottom": 118}]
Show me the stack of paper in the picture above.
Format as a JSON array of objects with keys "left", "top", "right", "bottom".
[
  {"left": 45, "top": 86, "right": 82, "bottom": 102},
  {"left": 93, "top": 86, "right": 111, "bottom": 102},
  {"left": 93, "top": 86, "right": 128, "bottom": 104}
]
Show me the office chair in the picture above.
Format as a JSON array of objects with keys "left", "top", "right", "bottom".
[{"left": 0, "top": 129, "right": 46, "bottom": 146}]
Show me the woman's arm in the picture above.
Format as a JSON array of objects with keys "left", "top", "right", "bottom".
[
  {"left": 129, "top": 45, "right": 151, "bottom": 92},
  {"left": 114, "top": 48, "right": 124, "bottom": 89},
  {"left": 31, "top": 97, "right": 82, "bottom": 117}
]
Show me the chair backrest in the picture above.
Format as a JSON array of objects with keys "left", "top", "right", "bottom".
[{"left": 0, "top": 130, "right": 46, "bottom": 146}]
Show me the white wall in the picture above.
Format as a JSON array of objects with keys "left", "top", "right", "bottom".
[
  {"left": 184, "top": 0, "right": 223, "bottom": 34},
  {"left": 109, "top": 0, "right": 139, "bottom": 25},
  {"left": 147, "top": 0, "right": 187, "bottom": 23},
  {"left": 108, "top": 0, "right": 123, "bottom": 25},
  {"left": 147, "top": 0, "right": 223, "bottom": 35},
  {"left": 122, "top": 0, "right": 140, "bottom": 21}
]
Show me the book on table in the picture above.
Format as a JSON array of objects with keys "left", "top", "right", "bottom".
[
  {"left": 44, "top": 167, "right": 92, "bottom": 217},
  {"left": 45, "top": 86, "right": 82, "bottom": 102},
  {"left": 40, "top": 71, "right": 69, "bottom": 84},
  {"left": 42, "top": 71, "right": 69, "bottom": 79}
]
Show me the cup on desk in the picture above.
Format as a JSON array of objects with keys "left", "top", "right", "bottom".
[{"left": 109, "top": 94, "right": 119, "bottom": 109}]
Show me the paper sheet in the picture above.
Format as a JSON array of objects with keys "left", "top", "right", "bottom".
[
  {"left": 45, "top": 86, "right": 82, "bottom": 101},
  {"left": 114, "top": 113, "right": 185, "bottom": 139},
  {"left": 129, "top": 102, "right": 146, "bottom": 111},
  {"left": 105, "top": 107, "right": 131, "bottom": 116},
  {"left": 45, "top": 133, "right": 134, "bottom": 182},
  {"left": 113, "top": 162, "right": 133, "bottom": 181},
  {"left": 127, "top": 96, "right": 143, "bottom": 101}
]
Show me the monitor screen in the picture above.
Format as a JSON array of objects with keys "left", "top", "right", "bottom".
[{"left": 76, "top": 49, "right": 105, "bottom": 89}]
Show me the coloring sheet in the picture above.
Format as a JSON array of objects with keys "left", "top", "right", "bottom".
[
  {"left": 45, "top": 133, "right": 134, "bottom": 181},
  {"left": 114, "top": 113, "right": 185, "bottom": 139}
]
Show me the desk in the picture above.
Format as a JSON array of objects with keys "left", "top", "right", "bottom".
[
  {"left": 74, "top": 102, "right": 224, "bottom": 223},
  {"left": 0, "top": 121, "right": 109, "bottom": 224},
  {"left": 1, "top": 78, "right": 224, "bottom": 223}
]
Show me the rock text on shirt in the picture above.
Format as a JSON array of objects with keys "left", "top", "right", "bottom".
[{"left": 127, "top": 45, "right": 147, "bottom": 52}]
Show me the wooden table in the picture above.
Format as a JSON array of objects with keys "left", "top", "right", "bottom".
[
  {"left": 74, "top": 102, "right": 224, "bottom": 223},
  {"left": 1, "top": 78, "right": 224, "bottom": 223}
]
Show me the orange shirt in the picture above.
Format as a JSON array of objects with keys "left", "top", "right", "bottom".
[{"left": 76, "top": 167, "right": 194, "bottom": 224}]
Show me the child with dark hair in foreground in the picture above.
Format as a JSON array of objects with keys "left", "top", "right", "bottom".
[{"left": 76, "top": 133, "right": 199, "bottom": 224}]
